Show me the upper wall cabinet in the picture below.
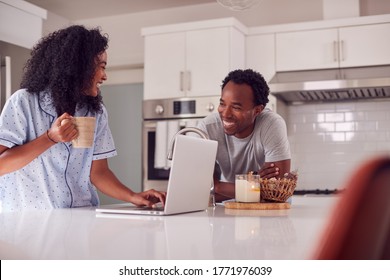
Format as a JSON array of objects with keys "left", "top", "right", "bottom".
[
  {"left": 246, "top": 34, "right": 286, "bottom": 116},
  {"left": 246, "top": 33, "right": 275, "bottom": 82},
  {"left": 0, "top": 0, "right": 47, "bottom": 49},
  {"left": 275, "top": 22, "right": 390, "bottom": 72},
  {"left": 338, "top": 23, "right": 390, "bottom": 68},
  {"left": 142, "top": 18, "right": 247, "bottom": 100},
  {"left": 275, "top": 28, "right": 338, "bottom": 71}
]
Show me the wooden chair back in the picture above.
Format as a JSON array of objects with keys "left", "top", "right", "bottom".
[{"left": 313, "top": 156, "right": 390, "bottom": 259}]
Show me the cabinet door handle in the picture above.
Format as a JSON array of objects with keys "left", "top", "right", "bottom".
[
  {"left": 333, "top": 41, "right": 338, "bottom": 62},
  {"left": 340, "top": 40, "right": 345, "bottom": 61},
  {"left": 180, "top": 71, "right": 184, "bottom": 91},
  {"left": 187, "top": 71, "right": 191, "bottom": 91}
]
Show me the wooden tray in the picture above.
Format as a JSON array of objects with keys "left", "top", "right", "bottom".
[{"left": 224, "top": 201, "right": 290, "bottom": 210}]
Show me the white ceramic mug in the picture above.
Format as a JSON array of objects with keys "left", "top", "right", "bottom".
[{"left": 71, "top": 117, "right": 96, "bottom": 148}]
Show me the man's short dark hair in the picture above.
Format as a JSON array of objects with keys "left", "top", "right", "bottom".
[{"left": 221, "top": 69, "right": 269, "bottom": 106}]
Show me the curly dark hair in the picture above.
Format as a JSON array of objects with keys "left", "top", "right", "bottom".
[
  {"left": 20, "top": 25, "right": 109, "bottom": 116},
  {"left": 221, "top": 69, "right": 269, "bottom": 106}
]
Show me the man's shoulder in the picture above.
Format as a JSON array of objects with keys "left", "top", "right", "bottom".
[
  {"left": 258, "top": 108, "right": 285, "bottom": 123},
  {"left": 202, "top": 112, "right": 220, "bottom": 122},
  {"left": 197, "top": 113, "right": 223, "bottom": 140},
  {"left": 199, "top": 112, "right": 221, "bottom": 127},
  {"left": 255, "top": 108, "right": 287, "bottom": 135}
]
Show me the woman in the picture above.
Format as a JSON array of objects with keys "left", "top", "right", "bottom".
[{"left": 0, "top": 25, "right": 165, "bottom": 211}]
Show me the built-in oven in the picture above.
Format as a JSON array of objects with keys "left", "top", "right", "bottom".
[{"left": 142, "top": 96, "right": 220, "bottom": 192}]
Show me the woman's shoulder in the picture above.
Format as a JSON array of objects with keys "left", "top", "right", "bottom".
[
  {"left": 6, "top": 89, "right": 38, "bottom": 106},
  {"left": 93, "top": 104, "right": 109, "bottom": 123},
  {"left": 10, "top": 88, "right": 30, "bottom": 99}
]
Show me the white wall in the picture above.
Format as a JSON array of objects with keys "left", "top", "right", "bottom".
[
  {"left": 99, "top": 84, "right": 144, "bottom": 204},
  {"left": 38, "top": 0, "right": 390, "bottom": 84},
  {"left": 41, "top": 11, "right": 71, "bottom": 35}
]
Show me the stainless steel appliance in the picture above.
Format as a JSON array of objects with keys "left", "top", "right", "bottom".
[
  {"left": 269, "top": 65, "right": 390, "bottom": 104},
  {"left": 142, "top": 96, "right": 220, "bottom": 192},
  {"left": 0, "top": 41, "right": 30, "bottom": 112}
]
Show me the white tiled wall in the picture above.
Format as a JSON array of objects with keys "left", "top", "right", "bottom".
[{"left": 286, "top": 100, "right": 390, "bottom": 190}]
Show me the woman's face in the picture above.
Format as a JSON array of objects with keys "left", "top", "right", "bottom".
[{"left": 88, "top": 51, "right": 107, "bottom": 97}]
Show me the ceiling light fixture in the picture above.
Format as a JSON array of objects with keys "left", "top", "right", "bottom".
[{"left": 216, "top": 0, "right": 263, "bottom": 11}]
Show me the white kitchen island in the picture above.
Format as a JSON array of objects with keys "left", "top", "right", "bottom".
[{"left": 0, "top": 196, "right": 339, "bottom": 260}]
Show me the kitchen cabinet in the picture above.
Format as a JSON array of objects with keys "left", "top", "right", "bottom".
[
  {"left": 246, "top": 33, "right": 285, "bottom": 115},
  {"left": 246, "top": 33, "right": 275, "bottom": 82},
  {"left": 276, "top": 28, "right": 338, "bottom": 71},
  {"left": 275, "top": 22, "right": 390, "bottom": 71},
  {"left": 0, "top": 0, "right": 47, "bottom": 49},
  {"left": 142, "top": 19, "right": 246, "bottom": 100},
  {"left": 338, "top": 23, "right": 390, "bottom": 68}
]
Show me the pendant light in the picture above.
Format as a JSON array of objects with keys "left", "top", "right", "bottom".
[{"left": 216, "top": 0, "right": 263, "bottom": 11}]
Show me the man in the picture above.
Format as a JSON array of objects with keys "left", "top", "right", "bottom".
[{"left": 197, "top": 69, "right": 291, "bottom": 202}]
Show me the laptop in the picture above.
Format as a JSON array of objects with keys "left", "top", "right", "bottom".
[{"left": 96, "top": 134, "right": 218, "bottom": 216}]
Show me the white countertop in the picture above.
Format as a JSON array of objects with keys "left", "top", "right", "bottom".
[{"left": 0, "top": 196, "right": 339, "bottom": 260}]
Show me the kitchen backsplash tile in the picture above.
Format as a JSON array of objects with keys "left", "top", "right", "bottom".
[
  {"left": 286, "top": 100, "right": 390, "bottom": 191},
  {"left": 325, "top": 112, "right": 344, "bottom": 122},
  {"left": 345, "top": 111, "right": 365, "bottom": 121}
]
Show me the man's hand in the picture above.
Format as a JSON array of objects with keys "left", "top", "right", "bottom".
[{"left": 259, "top": 163, "right": 280, "bottom": 179}]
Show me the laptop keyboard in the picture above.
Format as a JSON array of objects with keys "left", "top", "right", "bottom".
[{"left": 134, "top": 205, "right": 164, "bottom": 211}]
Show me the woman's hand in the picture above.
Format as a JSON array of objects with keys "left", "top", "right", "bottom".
[
  {"left": 47, "top": 113, "right": 78, "bottom": 143},
  {"left": 131, "top": 189, "right": 167, "bottom": 207}
]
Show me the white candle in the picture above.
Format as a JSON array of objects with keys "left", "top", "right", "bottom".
[{"left": 235, "top": 176, "right": 260, "bottom": 203}]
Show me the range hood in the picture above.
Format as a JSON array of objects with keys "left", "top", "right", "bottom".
[{"left": 269, "top": 65, "right": 390, "bottom": 104}]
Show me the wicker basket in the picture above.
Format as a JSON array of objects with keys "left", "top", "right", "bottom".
[{"left": 260, "top": 177, "right": 297, "bottom": 202}]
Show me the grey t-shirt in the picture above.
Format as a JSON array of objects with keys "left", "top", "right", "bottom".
[{"left": 197, "top": 108, "right": 291, "bottom": 183}]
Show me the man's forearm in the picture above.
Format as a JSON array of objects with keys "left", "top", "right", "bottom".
[{"left": 214, "top": 180, "right": 235, "bottom": 202}]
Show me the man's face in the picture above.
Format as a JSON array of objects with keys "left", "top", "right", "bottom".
[
  {"left": 87, "top": 51, "right": 107, "bottom": 97},
  {"left": 218, "top": 81, "right": 263, "bottom": 138}
]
